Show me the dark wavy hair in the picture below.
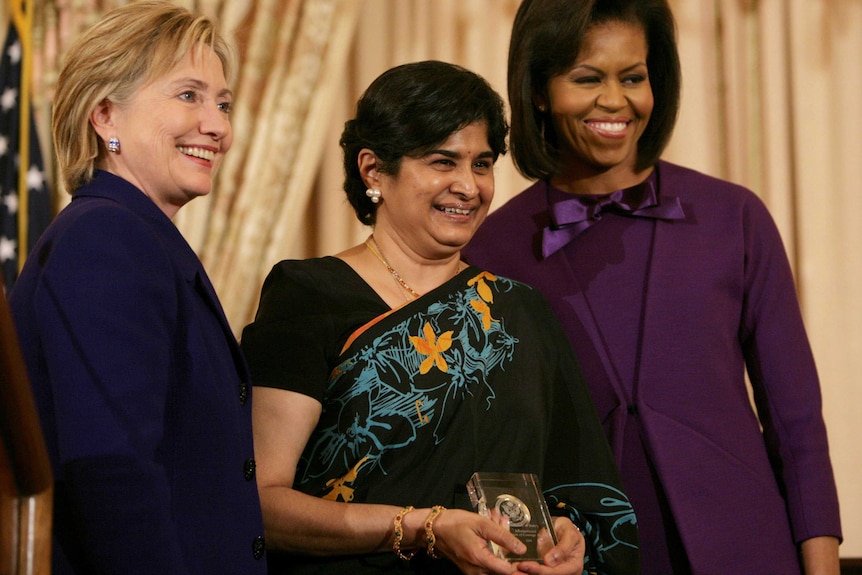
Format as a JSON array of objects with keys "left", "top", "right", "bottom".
[
  {"left": 508, "top": 0, "right": 681, "bottom": 180},
  {"left": 340, "top": 60, "right": 508, "bottom": 225}
]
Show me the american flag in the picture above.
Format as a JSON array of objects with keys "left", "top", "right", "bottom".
[{"left": 0, "top": 19, "right": 51, "bottom": 295}]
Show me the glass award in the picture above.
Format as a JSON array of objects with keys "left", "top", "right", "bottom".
[{"left": 466, "top": 472, "right": 557, "bottom": 562}]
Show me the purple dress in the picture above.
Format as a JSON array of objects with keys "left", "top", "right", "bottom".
[{"left": 463, "top": 161, "right": 842, "bottom": 575}]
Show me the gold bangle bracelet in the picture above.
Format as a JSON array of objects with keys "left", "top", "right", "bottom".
[
  {"left": 393, "top": 506, "right": 416, "bottom": 561},
  {"left": 424, "top": 505, "right": 446, "bottom": 559}
]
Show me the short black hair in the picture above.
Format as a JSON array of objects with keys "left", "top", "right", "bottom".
[{"left": 340, "top": 60, "right": 508, "bottom": 224}]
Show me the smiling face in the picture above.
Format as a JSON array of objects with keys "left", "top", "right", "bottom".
[
  {"left": 371, "top": 121, "right": 496, "bottom": 260},
  {"left": 93, "top": 47, "right": 233, "bottom": 217},
  {"left": 542, "top": 21, "right": 653, "bottom": 187}
]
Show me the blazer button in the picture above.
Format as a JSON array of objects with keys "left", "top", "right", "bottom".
[
  {"left": 252, "top": 535, "right": 265, "bottom": 559},
  {"left": 239, "top": 382, "right": 249, "bottom": 405},
  {"left": 244, "top": 458, "right": 256, "bottom": 481}
]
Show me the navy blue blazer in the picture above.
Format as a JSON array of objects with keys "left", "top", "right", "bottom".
[{"left": 9, "top": 171, "right": 267, "bottom": 574}]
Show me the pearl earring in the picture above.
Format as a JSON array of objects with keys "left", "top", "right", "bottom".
[{"left": 365, "top": 188, "right": 381, "bottom": 204}]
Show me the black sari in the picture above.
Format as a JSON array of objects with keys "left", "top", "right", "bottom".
[{"left": 242, "top": 257, "right": 639, "bottom": 574}]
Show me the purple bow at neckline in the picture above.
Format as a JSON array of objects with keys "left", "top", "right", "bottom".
[{"left": 542, "top": 178, "right": 685, "bottom": 258}]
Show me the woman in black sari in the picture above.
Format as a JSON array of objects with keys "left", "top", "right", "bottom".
[{"left": 241, "top": 60, "right": 638, "bottom": 575}]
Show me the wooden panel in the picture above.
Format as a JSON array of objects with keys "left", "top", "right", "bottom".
[
  {"left": 1, "top": 435, "right": 20, "bottom": 574},
  {"left": 1, "top": 293, "right": 53, "bottom": 574}
]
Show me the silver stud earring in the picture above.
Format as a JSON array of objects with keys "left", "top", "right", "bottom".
[
  {"left": 107, "top": 137, "right": 120, "bottom": 153},
  {"left": 365, "top": 188, "right": 381, "bottom": 204}
]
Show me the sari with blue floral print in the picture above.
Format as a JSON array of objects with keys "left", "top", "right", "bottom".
[{"left": 242, "top": 257, "right": 639, "bottom": 575}]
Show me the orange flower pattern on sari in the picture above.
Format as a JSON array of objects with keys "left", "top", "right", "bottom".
[
  {"left": 298, "top": 269, "right": 520, "bottom": 493},
  {"left": 468, "top": 271, "right": 498, "bottom": 330},
  {"left": 322, "top": 456, "right": 369, "bottom": 502},
  {"left": 469, "top": 271, "right": 497, "bottom": 303},
  {"left": 410, "top": 321, "right": 454, "bottom": 374}
]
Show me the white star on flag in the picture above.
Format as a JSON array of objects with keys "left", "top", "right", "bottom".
[
  {"left": 6, "top": 40, "right": 20, "bottom": 65},
  {"left": 3, "top": 190, "right": 17, "bottom": 214},
  {"left": 26, "top": 164, "right": 45, "bottom": 190},
  {"left": 0, "top": 235, "right": 16, "bottom": 263},
  {"left": 1, "top": 87, "right": 17, "bottom": 112}
]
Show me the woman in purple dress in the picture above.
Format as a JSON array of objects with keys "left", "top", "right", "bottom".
[{"left": 463, "top": 1, "right": 842, "bottom": 574}]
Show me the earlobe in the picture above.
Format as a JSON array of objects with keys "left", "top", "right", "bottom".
[
  {"left": 533, "top": 97, "right": 547, "bottom": 113},
  {"left": 532, "top": 92, "right": 548, "bottom": 113}
]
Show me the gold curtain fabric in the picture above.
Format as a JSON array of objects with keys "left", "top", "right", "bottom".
[{"left": 7, "top": 0, "right": 861, "bottom": 555}]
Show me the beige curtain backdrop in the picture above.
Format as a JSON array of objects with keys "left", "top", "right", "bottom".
[{"left": 7, "top": 0, "right": 860, "bottom": 556}]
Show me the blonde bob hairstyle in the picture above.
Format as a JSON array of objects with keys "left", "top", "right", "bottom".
[{"left": 52, "top": 0, "right": 234, "bottom": 194}]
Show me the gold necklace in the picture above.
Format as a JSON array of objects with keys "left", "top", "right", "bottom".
[{"left": 365, "top": 236, "right": 421, "bottom": 301}]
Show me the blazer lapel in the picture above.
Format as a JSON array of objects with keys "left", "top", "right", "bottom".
[
  {"left": 188, "top": 266, "right": 250, "bottom": 381},
  {"left": 556, "top": 253, "right": 631, "bottom": 464}
]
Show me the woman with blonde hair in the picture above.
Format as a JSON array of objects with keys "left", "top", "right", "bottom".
[{"left": 9, "top": 2, "right": 267, "bottom": 573}]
